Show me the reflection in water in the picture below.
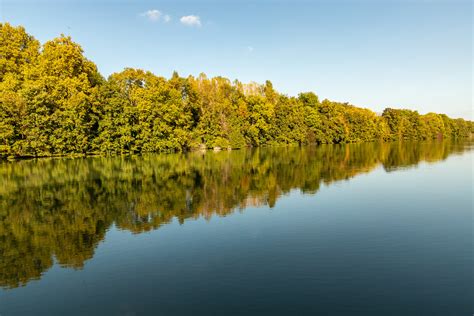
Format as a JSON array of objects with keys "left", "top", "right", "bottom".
[{"left": 0, "top": 140, "right": 470, "bottom": 289}]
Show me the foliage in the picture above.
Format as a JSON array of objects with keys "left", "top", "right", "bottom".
[{"left": 0, "top": 23, "right": 472, "bottom": 157}]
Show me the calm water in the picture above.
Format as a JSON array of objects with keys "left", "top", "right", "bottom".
[{"left": 0, "top": 141, "right": 472, "bottom": 315}]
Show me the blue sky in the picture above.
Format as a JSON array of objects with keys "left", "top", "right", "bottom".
[{"left": 1, "top": 0, "right": 472, "bottom": 119}]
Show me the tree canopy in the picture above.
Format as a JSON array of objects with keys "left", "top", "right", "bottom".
[{"left": 1, "top": 23, "right": 472, "bottom": 157}]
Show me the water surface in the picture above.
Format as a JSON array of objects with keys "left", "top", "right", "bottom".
[{"left": 0, "top": 141, "right": 472, "bottom": 315}]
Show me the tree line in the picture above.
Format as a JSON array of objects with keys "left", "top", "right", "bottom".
[{"left": 1, "top": 23, "right": 472, "bottom": 157}]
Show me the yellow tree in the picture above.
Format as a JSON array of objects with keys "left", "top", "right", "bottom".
[
  {"left": 18, "top": 35, "right": 103, "bottom": 156},
  {"left": 0, "top": 23, "right": 40, "bottom": 156}
]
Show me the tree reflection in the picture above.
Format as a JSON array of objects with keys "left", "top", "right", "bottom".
[{"left": 0, "top": 140, "right": 470, "bottom": 288}]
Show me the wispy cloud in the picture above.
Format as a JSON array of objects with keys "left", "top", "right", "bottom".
[
  {"left": 163, "top": 15, "right": 171, "bottom": 23},
  {"left": 180, "top": 15, "right": 201, "bottom": 27},
  {"left": 244, "top": 46, "right": 254, "bottom": 56},
  {"left": 141, "top": 9, "right": 162, "bottom": 22}
]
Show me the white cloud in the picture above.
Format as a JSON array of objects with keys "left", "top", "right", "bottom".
[
  {"left": 180, "top": 15, "right": 201, "bottom": 27},
  {"left": 163, "top": 15, "right": 171, "bottom": 23},
  {"left": 142, "top": 9, "right": 162, "bottom": 22}
]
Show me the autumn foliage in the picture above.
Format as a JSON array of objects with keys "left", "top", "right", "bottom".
[{"left": 1, "top": 23, "right": 472, "bottom": 157}]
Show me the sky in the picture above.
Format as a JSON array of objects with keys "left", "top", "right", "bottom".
[{"left": 1, "top": 0, "right": 472, "bottom": 119}]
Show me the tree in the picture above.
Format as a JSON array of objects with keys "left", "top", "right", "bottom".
[
  {"left": 9, "top": 35, "right": 103, "bottom": 156},
  {"left": 0, "top": 23, "right": 40, "bottom": 156}
]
